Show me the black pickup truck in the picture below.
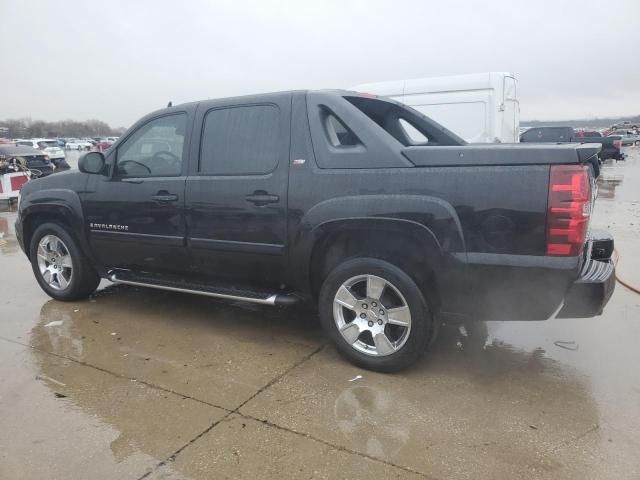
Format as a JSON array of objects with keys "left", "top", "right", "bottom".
[
  {"left": 15, "top": 90, "right": 615, "bottom": 371},
  {"left": 520, "top": 126, "right": 624, "bottom": 161}
]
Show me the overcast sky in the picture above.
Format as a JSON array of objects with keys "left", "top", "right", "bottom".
[{"left": 1, "top": 0, "right": 639, "bottom": 127}]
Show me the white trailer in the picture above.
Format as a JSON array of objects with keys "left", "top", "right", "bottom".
[{"left": 353, "top": 72, "right": 520, "bottom": 143}]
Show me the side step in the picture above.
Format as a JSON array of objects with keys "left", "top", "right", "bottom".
[{"left": 108, "top": 271, "right": 301, "bottom": 307}]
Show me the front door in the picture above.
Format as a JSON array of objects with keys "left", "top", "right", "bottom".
[
  {"left": 185, "top": 95, "right": 291, "bottom": 288},
  {"left": 82, "top": 111, "right": 191, "bottom": 274}
]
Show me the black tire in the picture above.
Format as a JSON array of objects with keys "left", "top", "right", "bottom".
[
  {"left": 29, "top": 222, "right": 100, "bottom": 301},
  {"left": 319, "top": 257, "right": 433, "bottom": 372}
]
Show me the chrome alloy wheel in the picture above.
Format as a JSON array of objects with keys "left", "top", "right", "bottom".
[
  {"left": 333, "top": 274, "right": 411, "bottom": 356},
  {"left": 36, "top": 234, "right": 73, "bottom": 290}
]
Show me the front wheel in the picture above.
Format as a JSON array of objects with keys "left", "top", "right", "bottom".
[
  {"left": 29, "top": 222, "right": 101, "bottom": 301},
  {"left": 319, "top": 258, "right": 434, "bottom": 372}
]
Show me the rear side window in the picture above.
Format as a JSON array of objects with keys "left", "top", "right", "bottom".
[{"left": 200, "top": 105, "right": 280, "bottom": 175}]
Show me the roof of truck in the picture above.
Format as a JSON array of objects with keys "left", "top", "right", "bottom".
[{"left": 142, "top": 89, "right": 368, "bottom": 120}]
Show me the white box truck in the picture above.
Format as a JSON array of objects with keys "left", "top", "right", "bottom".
[{"left": 353, "top": 72, "right": 520, "bottom": 143}]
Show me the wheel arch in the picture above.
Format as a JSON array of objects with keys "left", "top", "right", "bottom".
[
  {"left": 307, "top": 218, "right": 445, "bottom": 311},
  {"left": 21, "top": 190, "right": 91, "bottom": 262}
]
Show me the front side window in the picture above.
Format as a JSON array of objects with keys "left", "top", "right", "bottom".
[
  {"left": 116, "top": 113, "right": 186, "bottom": 177},
  {"left": 199, "top": 105, "right": 280, "bottom": 175}
]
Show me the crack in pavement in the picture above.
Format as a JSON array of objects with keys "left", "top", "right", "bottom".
[
  {"left": 136, "top": 343, "right": 327, "bottom": 479},
  {"left": 0, "top": 335, "right": 232, "bottom": 412},
  {"left": 238, "top": 413, "right": 437, "bottom": 479},
  {"left": 1, "top": 335, "right": 434, "bottom": 479},
  {"left": 547, "top": 423, "right": 600, "bottom": 454}
]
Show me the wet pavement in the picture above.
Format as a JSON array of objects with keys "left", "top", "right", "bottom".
[{"left": 1, "top": 149, "right": 639, "bottom": 479}]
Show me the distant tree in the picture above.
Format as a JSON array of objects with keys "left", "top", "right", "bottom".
[{"left": 0, "top": 118, "right": 126, "bottom": 138}]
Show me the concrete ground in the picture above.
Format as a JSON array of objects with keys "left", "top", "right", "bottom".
[{"left": 1, "top": 149, "right": 639, "bottom": 479}]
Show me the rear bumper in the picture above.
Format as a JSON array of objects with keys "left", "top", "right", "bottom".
[
  {"left": 557, "top": 230, "right": 615, "bottom": 318},
  {"left": 459, "top": 229, "right": 616, "bottom": 321},
  {"left": 557, "top": 258, "right": 615, "bottom": 317}
]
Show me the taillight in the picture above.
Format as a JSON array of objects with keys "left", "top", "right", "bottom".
[
  {"left": 546, "top": 165, "right": 591, "bottom": 256},
  {"left": 613, "top": 139, "right": 622, "bottom": 150}
]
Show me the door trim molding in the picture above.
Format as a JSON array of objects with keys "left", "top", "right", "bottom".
[
  {"left": 189, "top": 237, "right": 284, "bottom": 255},
  {"left": 90, "top": 230, "right": 184, "bottom": 246}
]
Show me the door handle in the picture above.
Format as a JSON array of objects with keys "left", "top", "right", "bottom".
[
  {"left": 151, "top": 192, "right": 178, "bottom": 202},
  {"left": 245, "top": 192, "right": 280, "bottom": 206}
]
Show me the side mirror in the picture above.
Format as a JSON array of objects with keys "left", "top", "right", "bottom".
[{"left": 78, "top": 151, "right": 106, "bottom": 174}]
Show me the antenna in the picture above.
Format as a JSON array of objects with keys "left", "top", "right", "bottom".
[{"left": 167, "top": 101, "right": 173, "bottom": 107}]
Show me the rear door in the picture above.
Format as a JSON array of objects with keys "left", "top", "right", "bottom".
[{"left": 185, "top": 94, "right": 291, "bottom": 288}]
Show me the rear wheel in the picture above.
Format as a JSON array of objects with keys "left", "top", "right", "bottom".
[
  {"left": 319, "top": 258, "right": 433, "bottom": 372},
  {"left": 30, "top": 223, "right": 100, "bottom": 301}
]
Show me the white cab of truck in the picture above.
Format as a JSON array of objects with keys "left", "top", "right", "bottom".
[{"left": 353, "top": 72, "right": 520, "bottom": 143}]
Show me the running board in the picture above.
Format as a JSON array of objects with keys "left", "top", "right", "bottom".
[{"left": 108, "top": 273, "right": 300, "bottom": 306}]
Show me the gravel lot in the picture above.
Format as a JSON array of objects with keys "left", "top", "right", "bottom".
[{"left": 1, "top": 148, "right": 639, "bottom": 479}]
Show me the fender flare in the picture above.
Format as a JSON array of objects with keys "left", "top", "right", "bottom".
[
  {"left": 20, "top": 189, "right": 93, "bottom": 262},
  {"left": 289, "top": 194, "right": 467, "bottom": 293}
]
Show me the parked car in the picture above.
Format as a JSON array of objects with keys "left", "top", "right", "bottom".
[
  {"left": 65, "top": 138, "right": 93, "bottom": 150},
  {"left": 608, "top": 130, "right": 640, "bottom": 146},
  {"left": 353, "top": 72, "right": 520, "bottom": 143},
  {"left": 96, "top": 139, "right": 114, "bottom": 152},
  {"left": 520, "top": 127, "right": 624, "bottom": 161},
  {"left": 0, "top": 145, "right": 54, "bottom": 177},
  {"left": 16, "top": 139, "right": 67, "bottom": 166},
  {"left": 15, "top": 90, "right": 615, "bottom": 372}
]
